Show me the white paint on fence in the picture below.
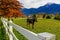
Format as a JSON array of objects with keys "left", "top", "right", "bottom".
[
  {"left": 37, "top": 32, "right": 56, "bottom": 40},
  {"left": 9, "top": 22, "right": 39, "bottom": 40},
  {"left": 1, "top": 18, "right": 18, "bottom": 40},
  {"left": 1, "top": 18, "right": 56, "bottom": 40}
]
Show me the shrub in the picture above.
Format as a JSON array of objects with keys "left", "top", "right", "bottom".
[
  {"left": 54, "top": 17, "right": 60, "bottom": 20},
  {"left": 46, "top": 16, "right": 51, "bottom": 19},
  {"left": 54, "top": 14, "right": 60, "bottom": 20}
]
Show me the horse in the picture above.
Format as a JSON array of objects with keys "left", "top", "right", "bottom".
[{"left": 27, "top": 15, "right": 37, "bottom": 29}]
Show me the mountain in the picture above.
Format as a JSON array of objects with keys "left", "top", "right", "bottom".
[
  {"left": 22, "top": 3, "right": 60, "bottom": 16},
  {"left": 22, "top": 8, "right": 37, "bottom": 16}
]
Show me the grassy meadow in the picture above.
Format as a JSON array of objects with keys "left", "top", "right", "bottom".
[
  {"left": 13, "top": 28, "right": 27, "bottom": 40},
  {"left": 0, "top": 18, "right": 9, "bottom": 40},
  {"left": 13, "top": 18, "right": 60, "bottom": 40}
]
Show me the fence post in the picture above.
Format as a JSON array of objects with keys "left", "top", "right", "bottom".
[
  {"left": 8, "top": 20, "right": 13, "bottom": 40},
  {"left": 2, "top": 20, "right": 8, "bottom": 34}
]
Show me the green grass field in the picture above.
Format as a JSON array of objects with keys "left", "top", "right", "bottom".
[
  {"left": 13, "top": 28, "right": 27, "bottom": 40},
  {"left": 0, "top": 18, "right": 9, "bottom": 40},
  {"left": 13, "top": 18, "right": 60, "bottom": 40}
]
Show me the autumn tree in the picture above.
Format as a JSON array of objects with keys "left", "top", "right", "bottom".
[
  {"left": 0, "top": 0, "right": 24, "bottom": 39},
  {"left": 0, "top": 0, "right": 24, "bottom": 18}
]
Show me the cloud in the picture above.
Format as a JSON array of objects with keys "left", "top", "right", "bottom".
[{"left": 18, "top": 0, "right": 60, "bottom": 8}]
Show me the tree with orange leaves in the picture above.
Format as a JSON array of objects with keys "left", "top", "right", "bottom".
[
  {"left": 0, "top": 0, "right": 24, "bottom": 18},
  {"left": 0, "top": 0, "right": 24, "bottom": 40}
]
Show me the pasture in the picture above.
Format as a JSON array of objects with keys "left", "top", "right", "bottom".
[
  {"left": 13, "top": 18, "right": 60, "bottom": 40},
  {"left": 0, "top": 18, "right": 9, "bottom": 40}
]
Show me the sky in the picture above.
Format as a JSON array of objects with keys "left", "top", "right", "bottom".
[{"left": 18, "top": 0, "right": 60, "bottom": 8}]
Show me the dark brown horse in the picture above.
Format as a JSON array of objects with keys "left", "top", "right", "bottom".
[{"left": 27, "top": 15, "right": 37, "bottom": 29}]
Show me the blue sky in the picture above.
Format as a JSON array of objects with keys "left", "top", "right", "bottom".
[{"left": 18, "top": 0, "right": 60, "bottom": 8}]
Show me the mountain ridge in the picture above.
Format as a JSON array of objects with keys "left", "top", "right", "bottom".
[{"left": 22, "top": 3, "right": 60, "bottom": 16}]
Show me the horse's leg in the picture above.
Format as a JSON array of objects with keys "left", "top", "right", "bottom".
[
  {"left": 32, "top": 22, "right": 34, "bottom": 29},
  {"left": 27, "top": 19, "right": 29, "bottom": 27}
]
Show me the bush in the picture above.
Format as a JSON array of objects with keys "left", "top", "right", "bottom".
[
  {"left": 54, "top": 17, "right": 60, "bottom": 20},
  {"left": 54, "top": 14, "right": 60, "bottom": 20},
  {"left": 46, "top": 16, "right": 51, "bottom": 19},
  {"left": 43, "top": 14, "right": 46, "bottom": 18}
]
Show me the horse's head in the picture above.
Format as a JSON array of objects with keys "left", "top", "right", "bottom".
[{"left": 27, "top": 15, "right": 32, "bottom": 19}]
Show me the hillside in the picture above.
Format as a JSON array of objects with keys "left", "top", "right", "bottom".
[{"left": 22, "top": 3, "right": 60, "bottom": 16}]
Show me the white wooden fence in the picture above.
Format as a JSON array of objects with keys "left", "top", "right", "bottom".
[{"left": 1, "top": 18, "right": 56, "bottom": 40}]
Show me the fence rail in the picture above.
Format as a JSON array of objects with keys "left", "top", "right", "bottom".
[{"left": 1, "top": 18, "right": 56, "bottom": 40}]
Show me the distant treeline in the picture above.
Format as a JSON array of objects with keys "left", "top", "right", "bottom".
[{"left": 37, "top": 13, "right": 60, "bottom": 20}]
